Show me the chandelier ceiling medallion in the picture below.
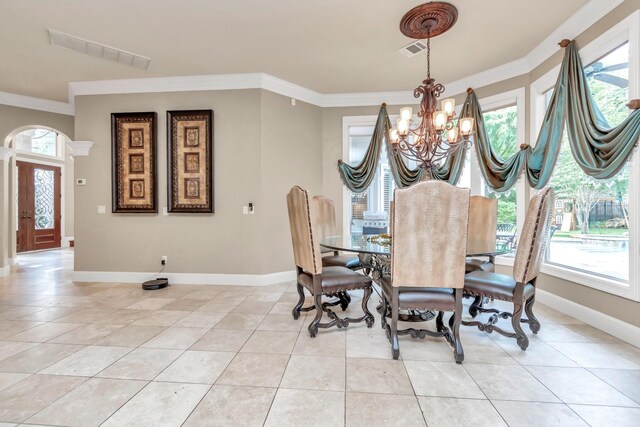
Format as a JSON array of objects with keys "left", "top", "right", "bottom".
[{"left": 389, "top": 2, "right": 475, "bottom": 169}]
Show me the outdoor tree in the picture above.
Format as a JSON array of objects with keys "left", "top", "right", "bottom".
[{"left": 484, "top": 106, "right": 518, "bottom": 224}]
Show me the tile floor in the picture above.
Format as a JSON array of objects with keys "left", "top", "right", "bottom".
[{"left": 0, "top": 249, "right": 638, "bottom": 426}]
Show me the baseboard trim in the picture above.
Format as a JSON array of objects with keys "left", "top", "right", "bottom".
[
  {"left": 0, "top": 265, "right": 9, "bottom": 277},
  {"left": 72, "top": 270, "right": 297, "bottom": 286},
  {"left": 536, "top": 289, "right": 640, "bottom": 347}
]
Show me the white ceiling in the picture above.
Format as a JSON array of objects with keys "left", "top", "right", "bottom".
[{"left": 0, "top": 0, "right": 591, "bottom": 102}]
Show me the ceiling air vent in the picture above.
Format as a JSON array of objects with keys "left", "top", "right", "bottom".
[
  {"left": 48, "top": 29, "right": 151, "bottom": 70},
  {"left": 399, "top": 40, "right": 427, "bottom": 58}
]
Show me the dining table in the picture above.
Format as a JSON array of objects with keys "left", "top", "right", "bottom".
[{"left": 320, "top": 233, "right": 510, "bottom": 322}]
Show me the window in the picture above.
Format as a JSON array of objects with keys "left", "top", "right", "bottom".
[
  {"left": 13, "top": 128, "right": 61, "bottom": 158},
  {"left": 482, "top": 104, "right": 519, "bottom": 255},
  {"left": 545, "top": 42, "right": 630, "bottom": 282},
  {"left": 346, "top": 124, "right": 394, "bottom": 236}
]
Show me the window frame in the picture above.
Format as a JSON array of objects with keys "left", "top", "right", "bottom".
[
  {"left": 528, "top": 10, "right": 640, "bottom": 301},
  {"left": 342, "top": 115, "right": 381, "bottom": 247},
  {"left": 12, "top": 127, "right": 65, "bottom": 160}
]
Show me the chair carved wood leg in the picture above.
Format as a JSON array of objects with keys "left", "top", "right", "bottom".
[
  {"left": 523, "top": 295, "right": 540, "bottom": 334},
  {"left": 512, "top": 302, "right": 529, "bottom": 350},
  {"left": 468, "top": 296, "right": 483, "bottom": 318},
  {"left": 308, "top": 294, "right": 324, "bottom": 338},
  {"left": 361, "top": 287, "right": 375, "bottom": 328},
  {"left": 380, "top": 294, "right": 388, "bottom": 331},
  {"left": 339, "top": 291, "right": 350, "bottom": 311},
  {"left": 436, "top": 311, "right": 445, "bottom": 333},
  {"left": 452, "top": 290, "right": 464, "bottom": 363},
  {"left": 391, "top": 290, "right": 400, "bottom": 360},
  {"left": 292, "top": 282, "right": 305, "bottom": 320}
]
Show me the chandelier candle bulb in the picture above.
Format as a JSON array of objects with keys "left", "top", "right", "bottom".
[
  {"left": 400, "top": 107, "right": 413, "bottom": 121},
  {"left": 446, "top": 126, "right": 459, "bottom": 143},
  {"left": 459, "top": 117, "right": 474, "bottom": 137},
  {"left": 390, "top": 128, "right": 400, "bottom": 144},
  {"left": 434, "top": 111, "right": 447, "bottom": 131},
  {"left": 441, "top": 98, "right": 455, "bottom": 116},
  {"left": 397, "top": 118, "right": 410, "bottom": 135}
]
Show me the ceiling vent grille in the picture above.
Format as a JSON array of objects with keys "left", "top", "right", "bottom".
[
  {"left": 48, "top": 29, "right": 151, "bottom": 70},
  {"left": 399, "top": 40, "right": 427, "bottom": 58}
]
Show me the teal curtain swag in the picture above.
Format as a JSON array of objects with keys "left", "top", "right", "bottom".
[{"left": 465, "top": 39, "right": 640, "bottom": 192}]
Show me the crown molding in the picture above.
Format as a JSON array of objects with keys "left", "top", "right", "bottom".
[
  {"left": 0, "top": 90, "right": 74, "bottom": 116},
  {"left": 0, "top": 0, "right": 625, "bottom": 114},
  {"left": 259, "top": 74, "right": 324, "bottom": 106},
  {"left": 525, "top": 0, "right": 624, "bottom": 70},
  {"left": 69, "top": 73, "right": 264, "bottom": 98}
]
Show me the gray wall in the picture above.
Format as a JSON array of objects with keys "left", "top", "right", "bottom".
[
  {"left": 73, "top": 89, "right": 322, "bottom": 275},
  {"left": 259, "top": 91, "right": 323, "bottom": 274}
]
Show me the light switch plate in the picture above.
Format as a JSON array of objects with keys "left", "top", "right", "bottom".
[
  {"left": 97, "top": 205, "right": 106, "bottom": 214},
  {"left": 76, "top": 178, "right": 86, "bottom": 185}
]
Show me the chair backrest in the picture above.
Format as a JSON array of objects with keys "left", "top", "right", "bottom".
[
  {"left": 513, "top": 187, "right": 555, "bottom": 284},
  {"left": 311, "top": 195, "right": 337, "bottom": 254},
  {"left": 287, "top": 186, "right": 322, "bottom": 275},
  {"left": 467, "top": 196, "right": 498, "bottom": 254},
  {"left": 391, "top": 180, "right": 470, "bottom": 289}
]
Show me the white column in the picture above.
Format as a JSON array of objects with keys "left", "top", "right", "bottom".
[{"left": 0, "top": 147, "right": 16, "bottom": 276}]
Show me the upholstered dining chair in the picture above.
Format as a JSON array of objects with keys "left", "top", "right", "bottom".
[
  {"left": 380, "top": 180, "right": 470, "bottom": 362},
  {"left": 311, "top": 195, "right": 362, "bottom": 270},
  {"left": 465, "top": 196, "right": 498, "bottom": 274},
  {"left": 287, "top": 186, "right": 375, "bottom": 337},
  {"left": 311, "top": 195, "right": 362, "bottom": 310},
  {"left": 463, "top": 187, "right": 555, "bottom": 350}
]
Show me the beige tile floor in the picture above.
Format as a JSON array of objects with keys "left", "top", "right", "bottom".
[{"left": 0, "top": 249, "right": 638, "bottom": 426}]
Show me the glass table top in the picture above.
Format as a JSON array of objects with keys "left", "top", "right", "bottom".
[{"left": 320, "top": 234, "right": 511, "bottom": 257}]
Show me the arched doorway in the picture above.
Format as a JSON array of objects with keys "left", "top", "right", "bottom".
[{"left": 3, "top": 125, "right": 74, "bottom": 259}]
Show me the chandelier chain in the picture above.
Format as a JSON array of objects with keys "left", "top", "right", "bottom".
[{"left": 426, "top": 31, "right": 431, "bottom": 79}]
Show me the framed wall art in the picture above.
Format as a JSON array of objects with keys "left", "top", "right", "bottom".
[
  {"left": 167, "top": 110, "right": 214, "bottom": 213},
  {"left": 111, "top": 112, "right": 157, "bottom": 213}
]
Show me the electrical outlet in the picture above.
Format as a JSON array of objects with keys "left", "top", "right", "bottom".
[{"left": 161, "top": 256, "right": 168, "bottom": 265}]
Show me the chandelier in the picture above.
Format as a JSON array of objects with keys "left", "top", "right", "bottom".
[{"left": 389, "top": 2, "right": 474, "bottom": 168}]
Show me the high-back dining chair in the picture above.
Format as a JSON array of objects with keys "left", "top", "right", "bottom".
[
  {"left": 311, "top": 195, "right": 362, "bottom": 270},
  {"left": 287, "top": 186, "right": 374, "bottom": 337},
  {"left": 465, "top": 196, "right": 498, "bottom": 273},
  {"left": 463, "top": 187, "right": 555, "bottom": 350},
  {"left": 379, "top": 180, "right": 470, "bottom": 362}
]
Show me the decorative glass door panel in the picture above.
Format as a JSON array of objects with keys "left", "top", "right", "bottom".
[
  {"left": 16, "top": 161, "right": 61, "bottom": 252},
  {"left": 34, "top": 169, "right": 55, "bottom": 229}
]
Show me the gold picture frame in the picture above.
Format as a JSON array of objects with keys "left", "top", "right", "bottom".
[
  {"left": 167, "top": 110, "right": 214, "bottom": 213},
  {"left": 111, "top": 112, "right": 157, "bottom": 213}
]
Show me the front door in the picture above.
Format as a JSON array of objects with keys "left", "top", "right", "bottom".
[{"left": 16, "top": 161, "right": 61, "bottom": 252}]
